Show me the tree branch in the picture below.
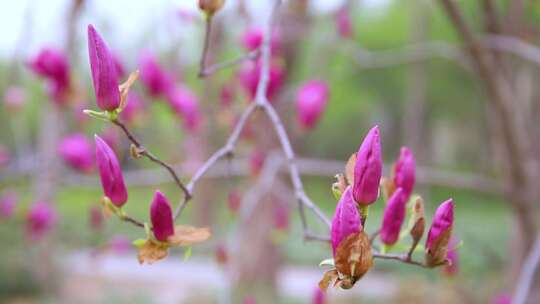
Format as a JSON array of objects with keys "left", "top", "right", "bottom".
[
  {"left": 512, "top": 233, "right": 540, "bottom": 304},
  {"left": 111, "top": 119, "right": 191, "bottom": 201}
]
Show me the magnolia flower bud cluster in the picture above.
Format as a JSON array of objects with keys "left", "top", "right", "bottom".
[{"left": 323, "top": 126, "right": 456, "bottom": 290}]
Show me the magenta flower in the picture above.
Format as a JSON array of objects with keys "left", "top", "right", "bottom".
[
  {"left": 353, "top": 126, "right": 382, "bottom": 205},
  {"left": 393, "top": 147, "right": 416, "bottom": 200},
  {"left": 425, "top": 199, "right": 454, "bottom": 266},
  {"left": 240, "top": 27, "right": 281, "bottom": 53},
  {"left": 89, "top": 205, "right": 103, "bottom": 231},
  {"left": 331, "top": 187, "right": 361, "bottom": 256},
  {"left": 28, "top": 48, "right": 70, "bottom": 105},
  {"left": 26, "top": 201, "right": 57, "bottom": 240},
  {"left": 0, "top": 145, "right": 10, "bottom": 167},
  {"left": 312, "top": 286, "right": 326, "bottom": 304},
  {"left": 239, "top": 59, "right": 285, "bottom": 102},
  {"left": 380, "top": 188, "right": 407, "bottom": 245},
  {"left": 139, "top": 51, "right": 174, "bottom": 97},
  {"left": 120, "top": 92, "right": 145, "bottom": 124},
  {"left": 113, "top": 53, "right": 126, "bottom": 79},
  {"left": 227, "top": 190, "right": 241, "bottom": 213},
  {"left": 273, "top": 203, "right": 289, "bottom": 231},
  {"left": 87, "top": 24, "right": 121, "bottom": 111},
  {"left": 0, "top": 192, "right": 17, "bottom": 219},
  {"left": 150, "top": 190, "right": 175, "bottom": 242},
  {"left": 58, "top": 133, "right": 94, "bottom": 173},
  {"left": 95, "top": 135, "right": 128, "bottom": 207},
  {"left": 336, "top": 7, "right": 353, "bottom": 39},
  {"left": 28, "top": 48, "right": 70, "bottom": 89},
  {"left": 167, "top": 86, "right": 201, "bottom": 131},
  {"left": 109, "top": 235, "right": 131, "bottom": 254},
  {"left": 426, "top": 199, "right": 454, "bottom": 250},
  {"left": 3, "top": 86, "right": 26, "bottom": 112},
  {"left": 296, "top": 80, "right": 329, "bottom": 129}
]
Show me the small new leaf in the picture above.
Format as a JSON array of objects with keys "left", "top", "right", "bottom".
[
  {"left": 132, "top": 238, "right": 147, "bottom": 249},
  {"left": 319, "top": 258, "right": 335, "bottom": 268}
]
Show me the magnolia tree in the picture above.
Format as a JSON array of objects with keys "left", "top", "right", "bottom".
[{"left": 0, "top": 0, "right": 465, "bottom": 302}]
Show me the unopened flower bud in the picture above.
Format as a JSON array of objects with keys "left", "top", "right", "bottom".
[
  {"left": 58, "top": 133, "right": 94, "bottom": 173},
  {"left": 393, "top": 147, "right": 416, "bottom": 201},
  {"left": 353, "top": 126, "right": 382, "bottom": 205},
  {"left": 139, "top": 51, "right": 174, "bottom": 98},
  {"left": 296, "top": 80, "right": 329, "bottom": 130},
  {"left": 198, "top": 0, "right": 225, "bottom": 17},
  {"left": 87, "top": 25, "right": 121, "bottom": 111},
  {"left": 409, "top": 196, "right": 425, "bottom": 244},
  {"left": 380, "top": 188, "right": 407, "bottom": 246},
  {"left": 166, "top": 86, "right": 201, "bottom": 132},
  {"left": 95, "top": 135, "right": 128, "bottom": 207},
  {"left": 331, "top": 187, "right": 361, "bottom": 255},
  {"left": 443, "top": 237, "right": 459, "bottom": 276},
  {"left": 26, "top": 201, "right": 57, "bottom": 240},
  {"left": 425, "top": 199, "right": 454, "bottom": 267},
  {"left": 150, "top": 191, "right": 175, "bottom": 242}
]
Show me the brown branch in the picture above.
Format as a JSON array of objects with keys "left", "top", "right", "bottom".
[
  {"left": 120, "top": 214, "right": 145, "bottom": 228},
  {"left": 197, "top": 16, "right": 259, "bottom": 78},
  {"left": 512, "top": 233, "right": 540, "bottom": 304},
  {"left": 111, "top": 119, "right": 191, "bottom": 201},
  {"left": 372, "top": 252, "right": 446, "bottom": 269}
]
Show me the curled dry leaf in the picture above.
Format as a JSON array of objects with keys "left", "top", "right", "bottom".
[
  {"left": 425, "top": 227, "right": 452, "bottom": 267},
  {"left": 318, "top": 269, "right": 339, "bottom": 291},
  {"left": 334, "top": 231, "right": 373, "bottom": 288},
  {"left": 167, "top": 225, "right": 211, "bottom": 246},
  {"left": 99, "top": 197, "right": 114, "bottom": 219},
  {"left": 410, "top": 197, "right": 425, "bottom": 243},
  {"left": 345, "top": 153, "right": 356, "bottom": 186},
  {"left": 137, "top": 239, "right": 168, "bottom": 264},
  {"left": 119, "top": 70, "right": 139, "bottom": 110}
]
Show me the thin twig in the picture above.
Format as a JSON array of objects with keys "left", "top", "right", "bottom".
[
  {"left": 512, "top": 233, "right": 540, "bottom": 304},
  {"left": 111, "top": 119, "right": 191, "bottom": 200},
  {"left": 372, "top": 252, "right": 445, "bottom": 269},
  {"left": 198, "top": 15, "right": 213, "bottom": 77},
  {"left": 199, "top": 49, "right": 260, "bottom": 78},
  {"left": 120, "top": 214, "right": 145, "bottom": 228}
]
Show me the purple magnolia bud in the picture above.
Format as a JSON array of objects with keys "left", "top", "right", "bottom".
[
  {"left": 380, "top": 188, "right": 407, "bottom": 245},
  {"left": 89, "top": 205, "right": 103, "bottom": 231},
  {"left": 26, "top": 201, "right": 57, "bottom": 240},
  {"left": 336, "top": 6, "right": 353, "bottom": 39},
  {"left": 312, "top": 286, "right": 326, "bottom": 304},
  {"left": 87, "top": 24, "right": 121, "bottom": 111},
  {"left": 120, "top": 92, "right": 145, "bottom": 124},
  {"left": 150, "top": 190, "right": 175, "bottom": 242},
  {"left": 353, "top": 126, "right": 382, "bottom": 205},
  {"left": 426, "top": 199, "right": 454, "bottom": 249},
  {"left": 425, "top": 199, "right": 454, "bottom": 266},
  {"left": 28, "top": 47, "right": 70, "bottom": 105},
  {"left": 28, "top": 48, "right": 70, "bottom": 89},
  {"left": 3, "top": 86, "right": 26, "bottom": 112},
  {"left": 112, "top": 53, "right": 126, "bottom": 79},
  {"left": 273, "top": 203, "right": 289, "bottom": 231},
  {"left": 167, "top": 86, "right": 201, "bottom": 131},
  {"left": 239, "top": 59, "right": 285, "bottom": 102},
  {"left": 0, "top": 192, "right": 17, "bottom": 219},
  {"left": 296, "top": 80, "right": 329, "bottom": 129},
  {"left": 331, "top": 187, "right": 361, "bottom": 256},
  {"left": 393, "top": 147, "right": 416, "bottom": 200},
  {"left": 139, "top": 51, "right": 174, "bottom": 97},
  {"left": 95, "top": 135, "right": 128, "bottom": 207},
  {"left": 58, "top": 133, "right": 94, "bottom": 173},
  {"left": 240, "top": 27, "right": 281, "bottom": 53}
]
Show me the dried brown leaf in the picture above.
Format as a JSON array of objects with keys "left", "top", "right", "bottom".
[
  {"left": 167, "top": 225, "right": 211, "bottom": 246},
  {"left": 318, "top": 269, "right": 338, "bottom": 291},
  {"left": 335, "top": 231, "right": 373, "bottom": 284},
  {"left": 425, "top": 227, "right": 452, "bottom": 267},
  {"left": 137, "top": 240, "right": 168, "bottom": 265},
  {"left": 119, "top": 70, "right": 139, "bottom": 110}
]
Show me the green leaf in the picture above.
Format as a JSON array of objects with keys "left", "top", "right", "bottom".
[
  {"left": 319, "top": 258, "right": 335, "bottom": 268},
  {"left": 331, "top": 184, "right": 342, "bottom": 200},
  {"left": 132, "top": 238, "right": 147, "bottom": 249},
  {"left": 183, "top": 246, "right": 192, "bottom": 261},
  {"left": 83, "top": 109, "right": 111, "bottom": 121}
]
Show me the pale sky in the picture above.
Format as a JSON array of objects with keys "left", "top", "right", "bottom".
[{"left": 0, "top": 0, "right": 389, "bottom": 60}]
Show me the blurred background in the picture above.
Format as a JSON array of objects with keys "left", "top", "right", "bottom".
[{"left": 0, "top": 0, "right": 539, "bottom": 303}]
